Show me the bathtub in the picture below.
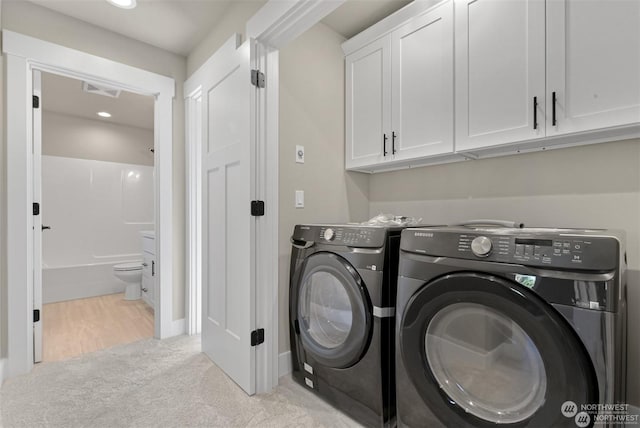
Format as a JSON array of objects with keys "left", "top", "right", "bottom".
[{"left": 42, "top": 261, "right": 140, "bottom": 304}]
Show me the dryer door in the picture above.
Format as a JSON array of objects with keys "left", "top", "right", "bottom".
[
  {"left": 400, "top": 272, "right": 597, "bottom": 427},
  {"left": 293, "top": 252, "right": 372, "bottom": 368}
]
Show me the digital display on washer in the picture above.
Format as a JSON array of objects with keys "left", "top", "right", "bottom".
[{"left": 515, "top": 238, "right": 553, "bottom": 247}]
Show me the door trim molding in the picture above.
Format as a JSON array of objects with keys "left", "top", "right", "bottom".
[
  {"left": 246, "top": 0, "right": 346, "bottom": 49},
  {"left": 2, "top": 30, "right": 176, "bottom": 378}
]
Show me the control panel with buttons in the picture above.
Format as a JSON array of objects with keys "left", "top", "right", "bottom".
[
  {"left": 401, "top": 228, "right": 620, "bottom": 271},
  {"left": 292, "top": 224, "right": 391, "bottom": 248}
]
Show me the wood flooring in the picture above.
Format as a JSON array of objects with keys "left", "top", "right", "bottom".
[{"left": 42, "top": 293, "right": 154, "bottom": 362}]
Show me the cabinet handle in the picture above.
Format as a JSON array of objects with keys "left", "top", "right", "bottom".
[
  {"left": 383, "top": 133, "right": 388, "bottom": 156},
  {"left": 152, "top": 260, "right": 155, "bottom": 277},
  {"left": 533, "top": 96, "right": 538, "bottom": 130},
  {"left": 552, "top": 91, "right": 557, "bottom": 126},
  {"left": 392, "top": 132, "right": 397, "bottom": 155}
]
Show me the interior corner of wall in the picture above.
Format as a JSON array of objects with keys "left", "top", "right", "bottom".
[{"left": 278, "top": 350, "right": 292, "bottom": 378}]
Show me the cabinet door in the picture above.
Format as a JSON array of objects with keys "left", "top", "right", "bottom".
[
  {"left": 455, "top": 0, "right": 546, "bottom": 152},
  {"left": 546, "top": 0, "right": 640, "bottom": 135},
  {"left": 345, "top": 36, "right": 392, "bottom": 170},
  {"left": 391, "top": 0, "right": 454, "bottom": 161},
  {"left": 142, "top": 252, "right": 154, "bottom": 309}
]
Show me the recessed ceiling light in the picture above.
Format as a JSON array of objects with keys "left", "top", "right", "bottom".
[
  {"left": 106, "top": 0, "right": 136, "bottom": 9},
  {"left": 97, "top": 112, "right": 112, "bottom": 118}
]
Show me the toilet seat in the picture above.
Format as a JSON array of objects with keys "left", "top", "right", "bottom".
[{"left": 113, "top": 262, "right": 143, "bottom": 272}]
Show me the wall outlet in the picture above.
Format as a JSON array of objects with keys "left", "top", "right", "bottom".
[
  {"left": 296, "top": 145, "right": 305, "bottom": 163},
  {"left": 295, "top": 190, "right": 304, "bottom": 208}
]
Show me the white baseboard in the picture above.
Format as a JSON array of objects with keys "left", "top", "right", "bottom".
[
  {"left": 169, "top": 318, "right": 186, "bottom": 337},
  {"left": 278, "top": 351, "right": 292, "bottom": 378},
  {"left": 0, "top": 358, "right": 6, "bottom": 384}
]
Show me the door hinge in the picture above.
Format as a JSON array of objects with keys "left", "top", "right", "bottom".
[
  {"left": 34, "top": 309, "right": 40, "bottom": 323},
  {"left": 33, "top": 95, "right": 40, "bottom": 109},
  {"left": 33, "top": 202, "right": 40, "bottom": 216},
  {"left": 251, "top": 200, "right": 265, "bottom": 216},
  {"left": 251, "top": 328, "right": 264, "bottom": 346},
  {"left": 251, "top": 69, "right": 265, "bottom": 88}
]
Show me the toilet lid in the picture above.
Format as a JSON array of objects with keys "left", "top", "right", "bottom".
[{"left": 114, "top": 262, "right": 142, "bottom": 271}]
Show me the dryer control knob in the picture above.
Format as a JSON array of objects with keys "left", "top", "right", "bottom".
[
  {"left": 471, "top": 236, "right": 493, "bottom": 257},
  {"left": 323, "top": 228, "right": 335, "bottom": 241}
]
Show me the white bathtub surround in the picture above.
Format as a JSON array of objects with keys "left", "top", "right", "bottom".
[
  {"left": 42, "top": 155, "right": 154, "bottom": 303},
  {"left": 44, "top": 263, "right": 126, "bottom": 303}
]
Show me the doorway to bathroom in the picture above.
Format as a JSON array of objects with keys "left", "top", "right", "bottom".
[{"left": 36, "top": 71, "right": 156, "bottom": 362}]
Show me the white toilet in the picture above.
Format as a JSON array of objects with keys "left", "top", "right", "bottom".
[{"left": 113, "top": 262, "right": 143, "bottom": 300}]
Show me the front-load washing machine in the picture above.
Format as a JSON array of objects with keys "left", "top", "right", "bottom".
[
  {"left": 395, "top": 225, "right": 627, "bottom": 427},
  {"left": 289, "top": 224, "right": 404, "bottom": 427}
]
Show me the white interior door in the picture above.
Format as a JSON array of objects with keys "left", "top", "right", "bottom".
[
  {"left": 201, "top": 37, "right": 257, "bottom": 395},
  {"left": 33, "top": 69, "right": 43, "bottom": 363}
]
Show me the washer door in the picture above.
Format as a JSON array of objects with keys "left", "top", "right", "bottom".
[
  {"left": 294, "top": 252, "right": 372, "bottom": 368},
  {"left": 400, "top": 272, "right": 597, "bottom": 427}
]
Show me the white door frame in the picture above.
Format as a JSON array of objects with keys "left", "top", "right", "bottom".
[
  {"left": 184, "top": 0, "right": 345, "bottom": 393},
  {"left": 3, "top": 30, "right": 176, "bottom": 379}
]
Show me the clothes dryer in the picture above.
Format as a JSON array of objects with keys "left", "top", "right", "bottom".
[{"left": 396, "top": 226, "right": 627, "bottom": 427}]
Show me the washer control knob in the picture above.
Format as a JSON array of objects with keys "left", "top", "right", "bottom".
[
  {"left": 323, "top": 228, "right": 335, "bottom": 241},
  {"left": 471, "top": 236, "right": 493, "bottom": 257}
]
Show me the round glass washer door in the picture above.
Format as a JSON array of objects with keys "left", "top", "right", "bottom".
[
  {"left": 425, "top": 302, "right": 547, "bottom": 424},
  {"left": 299, "top": 270, "right": 353, "bottom": 349},
  {"left": 398, "top": 272, "right": 598, "bottom": 427},
  {"left": 295, "top": 252, "right": 371, "bottom": 368}
]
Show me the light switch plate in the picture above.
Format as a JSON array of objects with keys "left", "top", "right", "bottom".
[
  {"left": 295, "top": 190, "right": 304, "bottom": 208},
  {"left": 296, "top": 145, "right": 305, "bottom": 163}
]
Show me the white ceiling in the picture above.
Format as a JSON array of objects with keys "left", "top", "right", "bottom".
[
  {"left": 24, "top": 0, "right": 412, "bottom": 56},
  {"left": 322, "top": 0, "right": 412, "bottom": 39},
  {"left": 42, "top": 72, "right": 155, "bottom": 130},
  {"left": 25, "top": 0, "right": 265, "bottom": 56},
  {"left": 30, "top": 0, "right": 413, "bottom": 128}
]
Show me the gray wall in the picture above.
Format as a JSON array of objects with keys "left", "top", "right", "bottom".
[
  {"left": 187, "top": 0, "right": 265, "bottom": 76},
  {"left": 43, "top": 111, "right": 154, "bottom": 166},
  {"left": 0, "top": 0, "right": 187, "bottom": 329},
  {"left": 369, "top": 138, "right": 640, "bottom": 405},
  {"left": 278, "top": 22, "right": 369, "bottom": 353}
]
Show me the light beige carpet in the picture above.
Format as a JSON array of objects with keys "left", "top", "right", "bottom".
[{"left": 0, "top": 335, "right": 363, "bottom": 428}]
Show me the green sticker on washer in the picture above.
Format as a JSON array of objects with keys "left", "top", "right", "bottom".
[{"left": 515, "top": 274, "right": 536, "bottom": 288}]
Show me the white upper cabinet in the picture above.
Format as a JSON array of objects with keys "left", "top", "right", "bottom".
[
  {"left": 345, "top": 0, "right": 455, "bottom": 172},
  {"left": 546, "top": 0, "right": 640, "bottom": 135},
  {"left": 455, "top": 0, "right": 546, "bottom": 152},
  {"left": 391, "top": 0, "right": 454, "bottom": 162},
  {"left": 345, "top": 37, "right": 392, "bottom": 170},
  {"left": 344, "top": 0, "right": 640, "bottom": 172}
]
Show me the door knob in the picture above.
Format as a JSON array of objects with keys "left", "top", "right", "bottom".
[{"left": 42, "top": 225, "right": 51, "bottom": 231}]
